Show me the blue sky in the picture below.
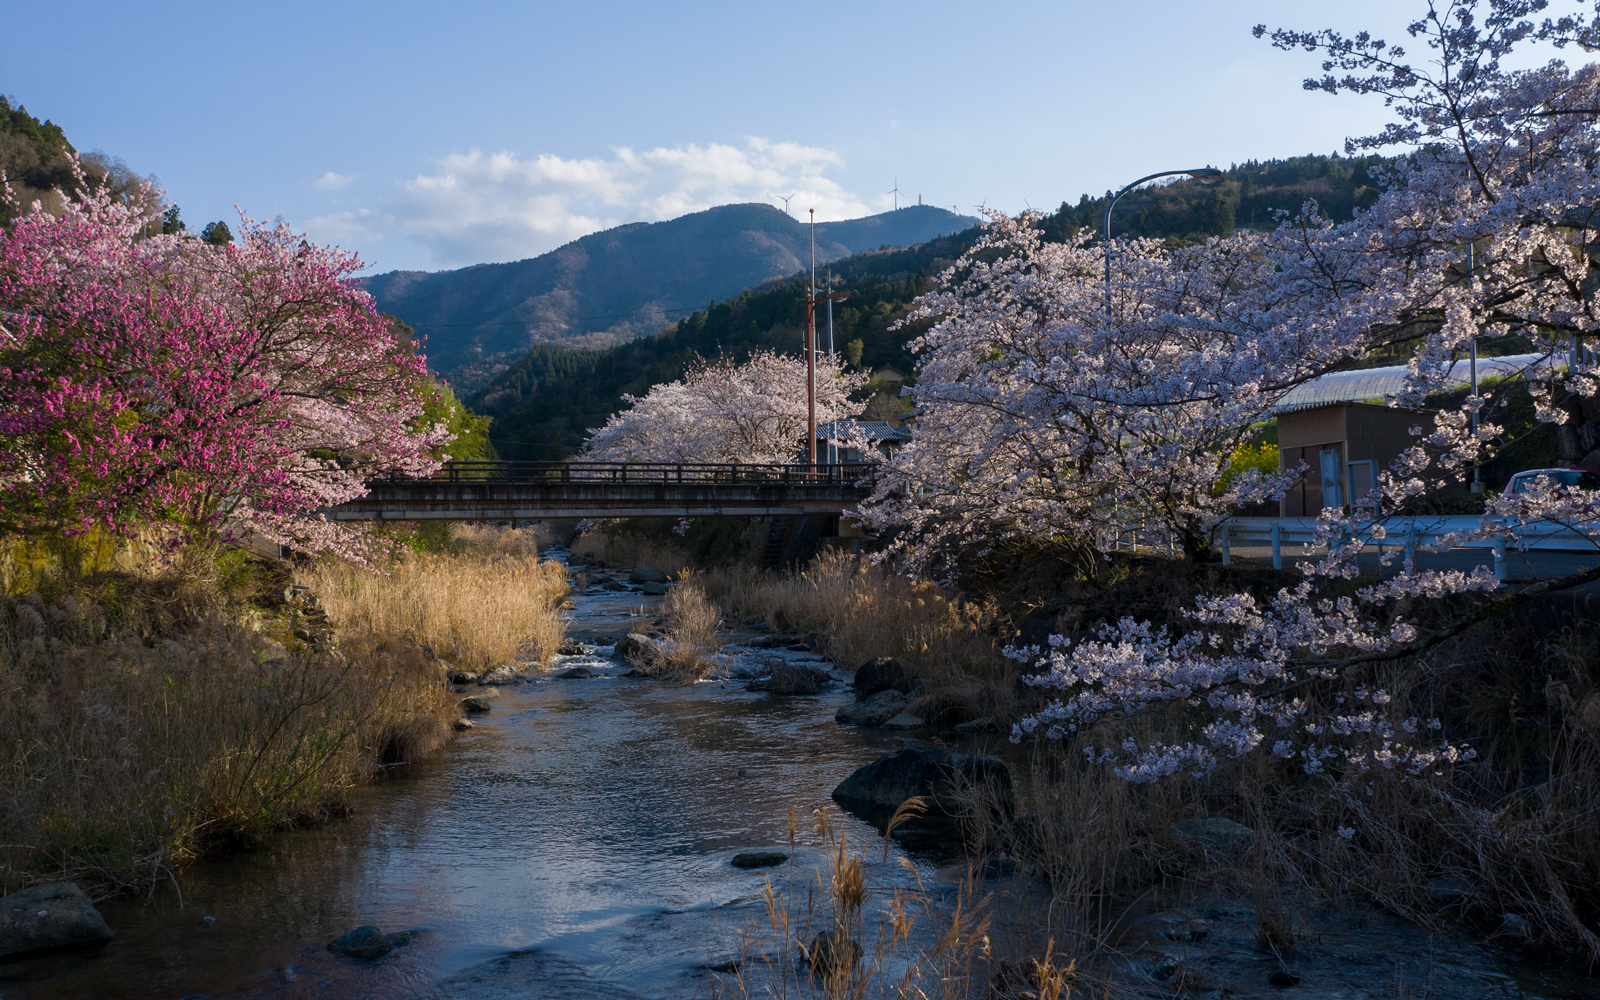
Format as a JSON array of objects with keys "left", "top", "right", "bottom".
[{"left": 6, "top": 0, "right": 1497, "bottom": 272}]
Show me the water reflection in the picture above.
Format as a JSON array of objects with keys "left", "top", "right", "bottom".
[{"left": 2, "top": 581, "right": 929, "bottom": 1000}]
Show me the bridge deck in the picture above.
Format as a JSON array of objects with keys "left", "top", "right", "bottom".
[{"left": 327, "top": 461, "right": 874, "bottom": 520}]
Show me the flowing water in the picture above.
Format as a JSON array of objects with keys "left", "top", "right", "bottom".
[
  {"left": 4, "top": 552, "right": 1598, "bottom": 1000},
  {"left": 0, "top": 553, "right": 945, "bottom": 1000}
]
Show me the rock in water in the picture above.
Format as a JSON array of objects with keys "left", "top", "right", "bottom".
[
  {"left": 558, "top": 666, "right": 597, "bottom": 679},
  {"left": 557, "top": 637, "right": 585, "bottom": 655},
  {"left": 806, "top": 929, "right": 862, "bottom": 974},
  {"left": 852, "top": 657, "right": 914, "bottom": 700},
  {"left": 881, "top": 712, "right": 926, "bottom": 731},
  {"left": 460, "top": 696, "right": 494, "bottom": 713},
  {"left": 614, "top": 632, "right": 665, "bottom": 665},
  {"left": 601, "top": 579, "right": 627, "bottom": 591},
  {"left": 0, "top": 883, "right": 113, "bottom": 958},
  {"left": 629, "top": 566, "right": 668, "bottom": 584},
  {"left": 640, "top": 581, "right": 669, "bottom": 595},
  {"left": 953, "top": 716, "right": 997, "bottom": 734},
  {"left": 832, "top": 747, "right": 1014, "bottom": 816},
  {"left": 834, "top": 689, "right": 908, "bottom": 727},
  {"left": 730, "top": 851, "right": 788, "bottom": 869},
  {"left": 327, "top": 925, "right": 417, "bottom": 960}
]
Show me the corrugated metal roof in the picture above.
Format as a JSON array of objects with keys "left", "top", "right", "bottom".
[
  {"left": 816, "top": 418, "right": 911, "bottom": 441},
  {"left": 1271, "top": 353, "right": 1555, "bottom": 415}
]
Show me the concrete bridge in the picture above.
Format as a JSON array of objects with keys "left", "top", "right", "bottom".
[{"left": 325, "top": 461, "right": 874, "bottom": 521}]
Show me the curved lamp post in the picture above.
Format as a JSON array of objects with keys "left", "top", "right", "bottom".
[{"left": 1103, "top": 167, "right": 1224, "bottom": 316}]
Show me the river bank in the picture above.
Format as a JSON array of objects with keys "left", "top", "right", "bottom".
[{"left": 4, "top": 542, "right": 1597, "bottom": 999}]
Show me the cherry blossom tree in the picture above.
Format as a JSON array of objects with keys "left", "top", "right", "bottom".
[
  {"left": 580, "top": 350, "right": 866, "bottom": 464},
  {"left": 0, "top": 164, "right": 448, "bottom": 558},
  {"left": 865, "top": 0, "right": 1600, "bottom": 781}
]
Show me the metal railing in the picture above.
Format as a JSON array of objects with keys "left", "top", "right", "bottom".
[
  {"left": 1218, "top": 515, "right": 1600, "bottom": 580},
  {"left": 376, "top": 461, "right": 876, "bottom": 486}
]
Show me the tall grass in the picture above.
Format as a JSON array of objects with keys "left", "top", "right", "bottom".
[
  {"left": 0, "top": 590, "right": 456, "bottom": 894},
  {"left": 571, "top": 527, "right": 693, "bottom": 577},
  {"left": 699, "top": 550, "right": 1014, "bottom": 725},
  {"left": 295, "top": 530, "right": 569, "bottom": 674},
  {"left": 641, "top": 572, "right": 723, "bottom": 683}
]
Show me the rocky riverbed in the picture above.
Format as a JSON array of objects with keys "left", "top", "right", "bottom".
[{"left": 3, "top": 548, "right": 1595, "bottom": 1000}]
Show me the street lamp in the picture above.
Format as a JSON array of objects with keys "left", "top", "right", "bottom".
[{"left": 1103, "top": 168, "right": 1224, "bottom": 316}]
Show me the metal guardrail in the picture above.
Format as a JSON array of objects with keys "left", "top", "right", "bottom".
[
  {"left": 1219, "top": 515, "right": 1600, "bottom": 579},
  {"left": 377, "top": 461, "right": 875, "bottom": 486}
]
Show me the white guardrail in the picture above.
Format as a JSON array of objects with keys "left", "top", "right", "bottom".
[{"left": 1218, "top": 515, "right": 1600, "bottom": 579}]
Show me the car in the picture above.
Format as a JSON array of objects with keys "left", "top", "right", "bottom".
[{"left": 1501, "top": 467, "right": 1600, "bottom": 497}]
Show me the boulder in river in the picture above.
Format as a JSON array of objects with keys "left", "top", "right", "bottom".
[
  {"left": 730, "top": 851, "right": 788, "bottom": 869},
  {"left": 327, "top": 924, "right": 418, "bottom": 960},
  {"left": 557, "top": 637, "right": 586, "bottom": 655},
  {"left": 852, "top": 657, "right": 914, "bottom": 701},
  {"left": 615, "top": 632, "right": 666, "bottom": 665},
  {"left": 953, "top": 716, "right": 998, "bottom": 734},
  {"left": 832, "top": 746, "right": 1015, "bottom": 817},
  {"left": 629, "top": 566, "right": 668, "bottom": 584},
  {"left": 460, "top": 696, "right": 494, "bottom": 713},
  {"left": 601, "top": 579, "right": 628, "bottom": 591},
  {"left": 881, "top": 712, "right": 926, "bottom": 731},
  {"left": 834, "top": 689, "right": 908, "bottom": 727},
  {"left": 558, "top": 666, "right": 597, "bottom": 679},
  {"left": 0, "top": 883, "right": 113, "bottom": 959},
  {"left": 748, "top": 662, "right": 831, "bottom": 695},
  {"left": 805, "top": 929, "right": 862, "bottom": 975},
  {"left": 640, "top": 581, "right": 669, "bottom": 595}
]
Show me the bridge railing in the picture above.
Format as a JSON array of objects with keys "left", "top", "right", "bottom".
[{"left": 377, "top": 461, "right": 877, "bottom": 486}]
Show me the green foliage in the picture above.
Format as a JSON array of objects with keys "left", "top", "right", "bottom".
[
  {"left": 844, "top": 338, "right": 864, "bottom": 368},
  {"left": 161, "top": 204, "right": 185, "bottom": 234},
  {"left": 423, "top": 382, "right": 495, "bottom": 463},
  {"left": 1039, "top": 153, "right": 1395, "bottom": 244},
  {"left": 200, "top": 220, "right": 234, "bottom": 246}
]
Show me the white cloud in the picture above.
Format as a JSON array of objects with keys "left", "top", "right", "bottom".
[
  {"left": 304, "top": 138, "right": 877, "bottom": 270},
  {"left": 312, "top": 171, "right": 355, "bottom": 191}
]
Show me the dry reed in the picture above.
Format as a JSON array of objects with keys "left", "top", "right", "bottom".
[
  {"left": 572, "top": 527, "right": 692, "bottom": 577},
  {"left": 643, "top": 573, "right": 722, "bottom": 682},
  {"left": 699, "top": 549, "right": 1014, "bottom": 725},
  {"left": 295, "top": 532, "right": 568, "bottom": 674},
  {"left": 0, "top": 592, "right": 456, "bottom": 894}
]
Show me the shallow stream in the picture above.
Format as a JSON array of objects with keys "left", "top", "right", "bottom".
[{"left": 3, "top": 551, "right": 1597, "bottom": 999}]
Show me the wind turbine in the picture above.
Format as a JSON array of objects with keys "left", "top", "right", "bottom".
[
  {"left": 779, "top": 193, "right": 796, "bottom": 217},
  {"left": 888, "top": 178, "right": 900, "bottom": 211}
]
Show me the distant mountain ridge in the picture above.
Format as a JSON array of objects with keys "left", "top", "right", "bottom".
[{"left": 361, "top": 203, "right": 976, "bottom": 392}]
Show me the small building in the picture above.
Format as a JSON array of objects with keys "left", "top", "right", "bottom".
[
  {"left": 816, "top": 418, "right": 911, "bottom": 462},
  {"left": 1272, "top": 354, "right": 1548, "bottom": 515},
  {"left": 871, "top": 365, "right": 909, "bottom": 386}
]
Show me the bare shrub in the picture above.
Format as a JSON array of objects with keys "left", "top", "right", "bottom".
[
  {"left": 449, "top": 521, "right": 551, "bottom": 558},
  {"left": 297, "top": 546, "right": 568, "bottom": 673}
]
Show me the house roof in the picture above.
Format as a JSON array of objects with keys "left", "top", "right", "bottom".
[
  {"left": 816, "top": 418, "right": 911, "bottom": 442},
  {"left": 1271, "top": 353, "right": 1555, "bottom": 415},
  {"left": 872, "top": 365, "right": 909, "bottom": 381}
]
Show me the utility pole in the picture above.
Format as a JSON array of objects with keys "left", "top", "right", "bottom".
[
  {"left": 808, "top": 209, "right": 817, "bottom": 471},
  {"left": 826, "top": 266, "right": 836, "bottom": 465},
  {"left": 802, "top": 215, "right": 849, "bottom": 474}
]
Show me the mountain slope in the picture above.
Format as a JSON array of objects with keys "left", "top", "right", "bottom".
[{"left": 362, "top": 203, "right": 976, "bottom": 392}]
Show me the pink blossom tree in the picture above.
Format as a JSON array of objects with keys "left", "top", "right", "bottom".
[{"left": 0, "top": 166, "right": 448, "bottom": 558}]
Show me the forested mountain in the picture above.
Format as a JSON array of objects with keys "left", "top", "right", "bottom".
[
  {"left": 1039, "top": 153, "right": 1389, "bottom": 244},
  {"left": 466, "top": 152, "right": 1400, "bottom": 461},
  {"left": 362, "top": 203, "right": 976, "bottom": 393},
  {"left": 467, "top": 230, "right": 976, "bottom": 460}
]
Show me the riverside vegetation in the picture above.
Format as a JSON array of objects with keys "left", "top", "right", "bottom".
[{"left": 0, "top": 525, "right": 568, "bottom": 897}]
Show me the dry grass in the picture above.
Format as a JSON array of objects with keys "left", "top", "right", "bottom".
[
  {"left": 572, "top": 527, "right": 692, "bottom": 577},
  {"left": 699, "top": 549, "right": 1014, "bottom": 725},
  {"left": 295, "top": 536, "right": 569, "bottom": 674},
  {"left": 0, "top": 588, "right": 456, "bottom": 894},
  {"left": 640, "top": 573, "right": 722, "bottom": 683}
]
